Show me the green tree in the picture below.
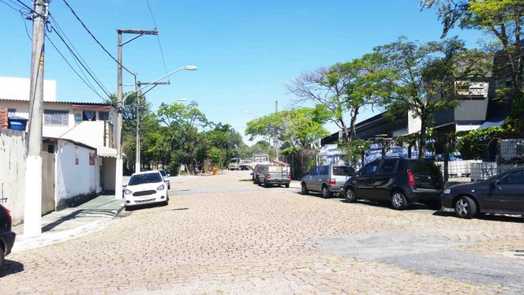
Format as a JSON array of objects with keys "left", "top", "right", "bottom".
[
  {"left": 422, "top": 0, "right": 524, "bottom": 123},
  {"left": 374, "top": 37, "right": 470, "bottom": 158},
  {"left": 290, "top": 54, "right": 393, "bottom": 151}
]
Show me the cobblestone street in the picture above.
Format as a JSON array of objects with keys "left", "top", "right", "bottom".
[{"left": 1, "top": 171, "right": 523, "bottom": 294}]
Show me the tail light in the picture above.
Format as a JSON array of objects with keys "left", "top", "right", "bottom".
[
  {"left": 407, "top": 169, "right": 416, "bottom": 189},
  {"left": 266, "top": 174, "right": 271, "bottom": 180},
  {"left": 288, "top": 174, "right": 292, "bottom": 180},
  {"left": 328, "top": 179, "right": 336, "bottom": 185}
]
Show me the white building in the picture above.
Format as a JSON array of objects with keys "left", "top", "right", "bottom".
[{"left": 0, "top": 77, "right": 117, "bottom": 222}]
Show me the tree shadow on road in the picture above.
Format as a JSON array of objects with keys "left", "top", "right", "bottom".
[
  {"left": 433, "top": 211, "right": 524, "bottom": 223},
  {"left": 0, "top": 260, "right": 24, "bottom": 278}
]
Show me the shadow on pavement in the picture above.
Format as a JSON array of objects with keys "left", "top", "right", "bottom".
[
  {"left": 338, "top": 198, "right": 436, "bottom": 211},
  {"left": 433, "top": 210, "right": 524, "bottom": 223},
  {"left": 238, "top": 179, "right": 254, "bottom": 182},
  {"left": 125, "top": 203, "right": 167, "bottom": 211},
  {"left": 41, "top": 209, "right": 117, "bottom": 232},
  {"left": 172, "top": 208, "right": 189, "bottom": 211},
  {"left": 0, "top": 260, "right": 24, "bottom": 278}
]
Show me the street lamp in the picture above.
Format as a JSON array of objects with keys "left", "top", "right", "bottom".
[{"left": 134, "top": 65, "right": 198, "bottom": 173}]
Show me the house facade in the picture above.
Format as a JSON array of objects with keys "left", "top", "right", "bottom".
[{"left": 0, "top": 77, "right": 117, "bottom": 223}]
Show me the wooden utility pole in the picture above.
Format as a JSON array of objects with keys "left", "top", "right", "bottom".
[{"left": 24, "top": 0, "right": 48, "bottom": 236}]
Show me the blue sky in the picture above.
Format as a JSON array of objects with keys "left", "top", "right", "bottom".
[{"left": 1, "top": 0, "right": 487, "bottom": 141}]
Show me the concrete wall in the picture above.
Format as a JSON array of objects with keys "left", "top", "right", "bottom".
[
  {"left": 0, "top": 76, "right": 56, "bottom": 102},
  {"left": 55, "top": 140, "right": 101, "bottom": 208},
  {"left": 102, "top": 157, "right": 116, "bottom": 192},
  {"left": 0, "top": 130, "right": 26, "bottom": 225}
]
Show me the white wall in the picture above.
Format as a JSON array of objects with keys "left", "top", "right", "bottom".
[
  {"left": 0, "top": 76, "right": 56, "bottom": 101},
  {"left": 61, "top": 121, "right": 106, "bottom": 148},
  {"left": 0, "top": 130, "right": 26, "bottom": 225},
  {"left": 55, "top": 140, "right": 101, "bottom": 207}
]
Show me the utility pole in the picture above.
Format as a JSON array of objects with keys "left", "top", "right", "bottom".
[
  {"left": 24, "top": 0, "right": 48, "bottom": 237},
  {"left": 115, "top": 28, "right": 158, "bottom": 200},
  {"left": 274, "top": 99, "right": 279, "bottom": 161},
  {"left": 134, "top": 80, "right": 169, "bottom": 173}
]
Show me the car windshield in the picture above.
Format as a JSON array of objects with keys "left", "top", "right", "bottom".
[
  {"left": 129, "top": 173, "right": 162, "bottom": 185},
  {"left": 333, "top": 166, "right": 353, "bottom": 176}
]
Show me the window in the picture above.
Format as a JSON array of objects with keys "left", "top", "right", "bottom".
[
  {"left": 44, "top": 110, "right": 69, "bottom": 126},
  {"left": 98, "top": 111, "right": 109, "bottom": 121},
  {"left": 379, "top": 159, "right": 398, "bottom": 174},
  {"left": 319, "top": 166, "right": 329, "bottom": 176},
  {"left": 360, "top": 161, "right": 379, "bottom": 177},
  {"left": 333, "top": 166, "right": 354, "bottom": 176},
  {"left": 74, "top": 112, "right": 82, "bottom": 124},
  {"left": 7, "top": 108, "right": 16, "bottom": 117},
  {"left": 82, "top": 111, "right": 96, "bottom": 121},
  {"left": 501, "top": 171, "right": 524, "bottom": 185},
  {"left": 129, "top": 172, "right": 163, "bottom": 185}
]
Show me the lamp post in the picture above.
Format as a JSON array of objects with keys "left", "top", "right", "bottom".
[{"left": 134, "top": 65, "right": 197, "bottom": 173}]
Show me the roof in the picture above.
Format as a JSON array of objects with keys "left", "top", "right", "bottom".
[
  {"left": 43, "top": 136, "right": 96, "bottom": 151},
  {"left": 0, "top": 97, "right": 111, "bottom": 106},
  {"left": 321, "top": 111, "right": 406, "bottom": 145}
]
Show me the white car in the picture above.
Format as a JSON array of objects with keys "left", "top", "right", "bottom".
[{"left": 124, "top": 170, "right": 169, "bottom": 208}]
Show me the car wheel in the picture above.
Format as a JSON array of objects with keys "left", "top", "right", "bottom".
[
  {"left": 391, "top": 191, "right": 408, "bottom": 210},
  {"left": 321, "top": 186, "right": 331, "bottom": 198},
  {"left": 264, "top": 181, "right": 270, "bottom": 188},
  {"left": 345, "top": 188, "right": 357, "bottom": 203},
  {"left": 285, "top": 183, "right": 290, "bottom": 188},
  {"left": 455, "top": 196, "right": 477, "bottom": 219},
  {"left": 301, "top": 183, "right": 309, "bottom": 195}
]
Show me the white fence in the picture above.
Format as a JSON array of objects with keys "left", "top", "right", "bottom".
[{"left": 0, "top": 130, "right": 26, "bottom": 225}]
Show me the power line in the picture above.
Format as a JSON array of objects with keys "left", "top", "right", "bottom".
[
  {"left": 13, "top": 0, "right": 31, "bottom": 12},
  {"left": 146, "top": 0, "right": 168, "bottom": 74},
  {"left": 0, "top": 0, "right": 22, "bottom": 12},
  {"left": 60, "top": 0, "right": 135, "bottom": 76},
  {"left": 48, "top": 24, "right": 112, "bottom": 98},
  {"left": 46, "top": 34, "right": 105, "bottom": 100}
]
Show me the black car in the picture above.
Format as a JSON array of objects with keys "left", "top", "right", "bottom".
[
  {"left": 0, "top": 204, "right": 16, "bottom": 268},
  {"left": 343, "top": 158, "right": 444, "bottom": 210},
  {"left": 442, "top": 168, "right": 524, "bottom": 219}
]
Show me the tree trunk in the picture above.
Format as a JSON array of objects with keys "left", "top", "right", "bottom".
[{"left": 418, "top": 117, "right": 427, "bottom": 160}]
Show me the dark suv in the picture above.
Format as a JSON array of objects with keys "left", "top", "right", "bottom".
[
  {"left": 441, "top": 168, "right": 524, "bottom": 219},
  {"left": 343, "top": 158, "right": 443, "bottom": 210},
  {"left": 0, "top": 204, "right": 16, "bottom": 268}
]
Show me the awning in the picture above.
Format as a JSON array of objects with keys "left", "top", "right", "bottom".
[{"left": 97, "top": 146, "right": 117, "bottom": 158}]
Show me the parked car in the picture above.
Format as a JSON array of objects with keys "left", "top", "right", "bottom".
[
  {"left": 343, "top": 158, "right": 443, "bottom": 210},
  {"left": 442, "top": 168, "right": 524, "bottom": 219},
  {"left": 159, "top": 170, "right": 171, "bottom": 190},
  {"left": 228, "top": 158, "right": 241, "bottom": 170},
  {"left": 0, "top": 204, "right": 16, "bottom": 268},
  {"left": 253, "top": 164, "right": 291, "bottom": 188},
  {"left": 124, "top": 171, "right": 169, "bottom": 209},
  {"left": 301, "top": 165, "right": 355, "bottom": 198}
]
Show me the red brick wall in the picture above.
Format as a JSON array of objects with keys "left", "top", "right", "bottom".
[{"left": 0, "top": 108, "right": 8, "bottom": 129}]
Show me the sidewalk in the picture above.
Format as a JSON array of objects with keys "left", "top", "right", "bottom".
[{"left": 12, "top": 194, "right": 123, "bottom": 253}]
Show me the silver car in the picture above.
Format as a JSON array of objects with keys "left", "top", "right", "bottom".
[{"left": 301, "top": 165, "right": 355, "bottom": 198}]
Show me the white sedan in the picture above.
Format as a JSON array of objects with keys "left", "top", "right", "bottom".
[{"left": 124, "top": 170, "right": 169, "bottom": 208}]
